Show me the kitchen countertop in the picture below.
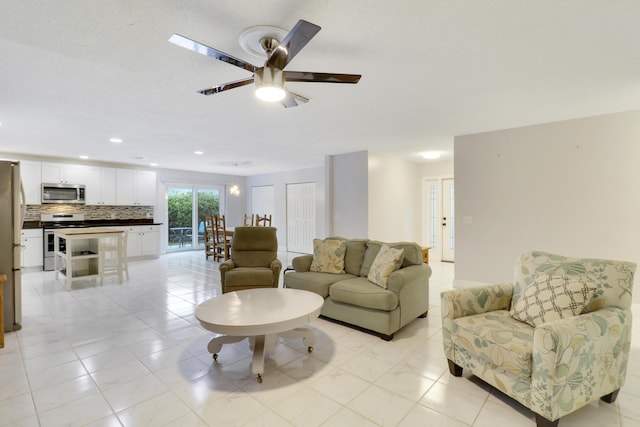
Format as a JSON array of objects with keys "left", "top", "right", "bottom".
[{"left": 23, "top": 219, "right": 163, "bottom": 229}]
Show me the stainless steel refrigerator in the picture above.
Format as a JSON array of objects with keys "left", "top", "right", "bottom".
[{"left": 1, "top": 160, "right": 24, "bottom": 332}]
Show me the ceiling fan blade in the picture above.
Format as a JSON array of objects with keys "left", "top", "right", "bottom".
[
  {"left": 169, "top": 34, "right": 257, "bottom": 73},
  {"left": 281, "top": 91, "right": 299, "bottom": 108},
  {"left": 290, "top": 91, "right": 309, "bottom": 103},
  {"left": 266, "top": 20, "right": 321, "bottom": 70},
  {"left": 284, "top": 71, "right": 361, "bottom": 84},
  {"left": 198, "top": 77, "right": 254, "bottom": 95}
]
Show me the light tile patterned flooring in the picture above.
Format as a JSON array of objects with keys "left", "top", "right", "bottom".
[{"left": 1, "top": 252, "right": 639, "bottom": 426}]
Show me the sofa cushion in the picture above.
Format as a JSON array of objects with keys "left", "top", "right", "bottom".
[
  {"left": 225, "top": 267, "right": 274, "bottom": 286},
  {"left": 367, "top": 245, "right": 404, "bottom": 288},
  {"left": 344, "top": 239, "right": 367, "bottom": 276},
  {"left": 513, "top": 250, "right": 636, "bottom": 313},
  {"left": 310, "top": 238, "right": 347, "bottom": 274},
  {"left": 360, "top": 241, "right": 424, "bottom": 277},
  {"left": 453, "top": 310, "right": 534, "bottom": 380},
  {"left": 510, "top": 273, "right": 595, "bottom": 327},
  {"left": 329, "top": 277, "right": 399, "bottom": 311},
  {"left": 324, "top": 237, "right": 367, "bottom": 276},
  {"left": 284, "top": 271, "right": 356, "bottom": 298}
]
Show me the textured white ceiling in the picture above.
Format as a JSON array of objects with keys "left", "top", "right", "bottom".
[{"left": 1, "top": 0, "right": 639, "bottom": 175}]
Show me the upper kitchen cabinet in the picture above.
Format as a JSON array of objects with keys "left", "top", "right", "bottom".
[
  {"left": 116, "top": 169, "right": 156, "bottom": 206},
  {"left": 85, "top": 166, "right": 116, "bottom": 205},
  {"left": 20, "top": 160, "right": 42, "bottom": 204},
  {"left": 42, "top": 162, "right": 86, "bottom": 184}
]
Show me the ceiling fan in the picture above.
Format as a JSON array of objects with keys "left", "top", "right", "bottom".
[{"left": 169, "top": 19, "right": 361, "bottom": 108}]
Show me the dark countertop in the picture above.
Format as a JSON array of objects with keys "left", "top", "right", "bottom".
[{"left": 23, "top": 219, "right": 163, "bottom": 229}]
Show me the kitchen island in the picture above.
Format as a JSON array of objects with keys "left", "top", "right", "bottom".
[{"left": 53, "top": 228, "right": 126, "bottom": 291}]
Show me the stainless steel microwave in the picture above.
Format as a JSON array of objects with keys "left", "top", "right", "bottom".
[{"left": 41, "top": 183, "right": 86, "bottom": 204}]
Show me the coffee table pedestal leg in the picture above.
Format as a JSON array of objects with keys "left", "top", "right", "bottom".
[
  {"left": 207, "top": 335, "right": 246, "bottom": 360},
  {"left": 279, "top": 327, "right": 316, "bottom": 353},
  {"left": 206, "top": 328, "right": 316, "bottom": 382},
  {"left": 252, "top": 335, "right": 267, "bottom": 383}
]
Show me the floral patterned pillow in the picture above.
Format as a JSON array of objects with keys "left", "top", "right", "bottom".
[
  {"left": 510, "top": 273, "right": 596, "bottom": 327},
  {"left": 367, "top": 245, "right": 404, "bottom": 288},
  {"left": 310, "top": 239, "right": 347, "bottom": 274}
]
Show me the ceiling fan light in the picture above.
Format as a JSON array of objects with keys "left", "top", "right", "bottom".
[
  {"left": 254, "top": 67, "right": 286, "bottom": 102},
  {"left": 255, "top": 85, "right": 286, "bottom": 102}
]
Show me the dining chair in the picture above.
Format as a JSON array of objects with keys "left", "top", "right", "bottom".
[
  {"left": 243, "top": 213, "right": 255, "bottom": 226},
  {"left": 254, "top": 214, "right": 272, "bottom": 226},
  {"left": 204, "top": 215, "right": 215, "bottom": 260},
  {"left": 213, "top": 215, "right": 232, "bottom": 261}
]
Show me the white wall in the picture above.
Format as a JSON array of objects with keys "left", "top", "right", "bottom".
[
  {"left": 368, "top": 152, "right": 421, "bottom": 242},
  {"left": 455, "top": 110, "right": 640, "bottom": 303},
  {"left": 246, "top": 167, "right": 325, "bottom": 248},
  {"left": 417, "top": 159, "right": 454, "bottom": 177},
  {"left": 329, "top": 151, "right": 369, "bottom": 238},
  {"left": 250, "top": 186, "right": 274, "bottom": 219}
]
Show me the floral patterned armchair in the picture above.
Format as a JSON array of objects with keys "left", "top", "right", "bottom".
[{"left": 441, "top": 250, "right": 635, "bottom": 427}]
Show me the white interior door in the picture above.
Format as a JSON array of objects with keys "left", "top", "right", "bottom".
[
  {"left": 423, "top": 178, "right": 455, "bottom": 262},
  {"left": 286, "top": 182, "right": 315, "bottom": 253},
  {"left": 442, "top": 178, "right": 455, "bottom": 262}
]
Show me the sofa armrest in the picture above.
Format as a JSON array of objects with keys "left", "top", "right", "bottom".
[
  {"left": 292, "top": 255, "right": 313, "bottom": 272},
  {"left": 530, "top": 307, "right": 633, "bottom": 422},
  {"left": 441, "top": 283, "right": 513, "bottom": 360},
  {"left": 271, "top": 259, "right": 283, "bottom": 284},
  {"left": 386, "top": 264, "right": 431, "bottom": 327},
  {"left": 219, "top": 259, "right": 236, "bottom": 290},
  {"left": 441, "top": 283, "right": 513, "bottom": 319},
  {"left": 219, "top": 259, "right": 235, "bottom": 272},
  {"left": 386, "top": 264, "right": 431, "bottom": 293}
]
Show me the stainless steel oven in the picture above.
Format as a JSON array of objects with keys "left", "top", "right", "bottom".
[{"left": 41, "top": 213, "right": 86, "bottom": 270}]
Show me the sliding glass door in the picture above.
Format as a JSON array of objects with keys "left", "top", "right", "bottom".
[
  {"left": 197, "top": 189, "right": 220, "bottom": 245},
  {"left": 167, "top": 185, "right": 222, "bottom": 251}
]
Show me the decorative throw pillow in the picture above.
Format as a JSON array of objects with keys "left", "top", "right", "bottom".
[
  {"left": 309, "top": 239, "right": 347, "bottom": 274},
  {"left": 510, "top": 274, "right": 595, "bottom": 327},
  {"left": 367, "top": 245, "right": 404, "bottom": 288}
]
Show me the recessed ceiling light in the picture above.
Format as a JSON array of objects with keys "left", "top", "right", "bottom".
[
  {"left": 421, "top": 151, "right": 441, "bottom": 160},
  {"left": 194, "top": 151, "right": 204, "bottom": 155},
  {"left": 79, "top": 155, "right": 89, "bottom": 160},
  {"left": 110, "top": 137, "right": 123, "bottom": 143},
  {"left": 150, "top": 163, "right": 158, "bottom": 167}
]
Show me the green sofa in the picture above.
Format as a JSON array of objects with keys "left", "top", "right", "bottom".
[{"left": 283, "top": 238, "right": 431, "bottom": 340}]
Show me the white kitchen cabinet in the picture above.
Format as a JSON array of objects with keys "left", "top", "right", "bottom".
[
  {"left": 135, "top": 171, "right": 157, "bottom": 205},
  {"left": 122, "top": 225, "right": 160, "bottom": 258},
  {"left": 41, "top": 162, "right": 87, "bottom": 184},
  {"left": 21, "top": 229, "right": 43, "bottom": 268},
  {"left": 85, "top": 166, "right": 116, "bottom": 205},
  {"left": 20, "top": 160, "right": 42, "bottom": 204},
  {"left": 116, "top": 169, "right": 156, "bottom": 206}
]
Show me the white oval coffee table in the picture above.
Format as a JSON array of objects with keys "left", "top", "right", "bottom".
[{"left": 195, "top": 288, "right": 324, "bottom": 382}]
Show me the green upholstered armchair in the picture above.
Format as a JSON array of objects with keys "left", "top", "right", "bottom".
[
  {"left": 441, "top": 250, "right": 636, "bottom": 427},
  {"left": 219, "top": 226, "right": 282, "bottom": 293}
]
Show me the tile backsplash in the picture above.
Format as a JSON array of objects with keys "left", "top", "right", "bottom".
[{"left": 25, "top": 205, "right": 154, "bottom": 221}]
